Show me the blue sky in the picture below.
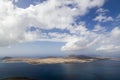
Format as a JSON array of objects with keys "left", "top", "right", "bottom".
[
  {"left": 0, "top": 41, "right": 65, "bottom": 57},
  {"left": 0, "top": 0, "right": 120, "bottom": 57}
]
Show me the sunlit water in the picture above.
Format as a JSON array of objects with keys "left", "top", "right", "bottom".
[{"left": 0, "top": 60, "right": 120, "bottom": 80}]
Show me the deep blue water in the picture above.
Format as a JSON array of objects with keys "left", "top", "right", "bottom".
[{"left": 0, "top": 60, "right": 120, "bottom": 80}]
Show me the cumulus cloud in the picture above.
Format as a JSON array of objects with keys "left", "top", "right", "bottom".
[
  {"left": 113, "top": 14, "right": 120, "bottom": 26},
  {"left": 92, "top": 25, "right": 106, "bottom": 32},
  {"left": 62, "top": 26, "right": 120, "bottom": 53},
  {"left": 93, "top": 14, "right": 114, "bottom": 22},
  {"left": 0, "top": 0, "right": 105, "bottom": 46},
  {"left": 96, "top": 45, "right": 120, "bottom": 52},
  {"left": 2, "top": 0, "right": 120, "bottom": 54},
  {"left": 94, "top": 8, "right": 114, "bottom": 22},
  {"left": 96, "top": 8, "right": 109, "bottom": 14},
  {"left": 14, "top": 0, "right": 19, "bottom": 3}
]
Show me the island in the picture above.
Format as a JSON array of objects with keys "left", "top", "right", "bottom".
[{"left": 1, "top": 55, "right": 110, "bottom": 65}]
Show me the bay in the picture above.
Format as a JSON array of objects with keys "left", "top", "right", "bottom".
[{"left": 0, "top": 60, "right": 120, "bottom": 80}]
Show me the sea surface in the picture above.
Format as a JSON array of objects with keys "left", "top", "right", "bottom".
[{"left": 0, "top": 60, "right": 120, "bottom": 80}]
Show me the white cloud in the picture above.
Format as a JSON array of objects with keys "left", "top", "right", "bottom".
[
  {"left": 1, "top": 0, "right": 120, "bottom": 54},
  {"left": 62, "top": 26, "right": 120, "bottom": 53},
  {"left": 96, "top": 45, "right": 120, "bottom": 52},
  {"left": 92, "top": 25, "right": 106, "bottom": 32},
  {"left": 0, "top": 0, "right": 105, "bottom": 46},
  {"left": 96, "top": 8, "right": 109, "bottom": 14},
  {"left": 117, "top": 14, "right": 120, "bottom": 19},
  {"left": 93, "top": 14, "right": 113, "bottom": 22},
  {"left": 94, "top": 8, "right": 114, "bottom": 22},
  {"left": 0, "top": 0, "right": 120, "bottom": 53},
  {"left": 112, "top": 14, "right": 120, "bottom": 27},
  {"left": 14, "top": 0, "right": 19, "bottom": 3}
]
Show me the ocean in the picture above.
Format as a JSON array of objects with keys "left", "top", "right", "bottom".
[{"left": 0, "top": 60, "right": 120, "bottom": 80}]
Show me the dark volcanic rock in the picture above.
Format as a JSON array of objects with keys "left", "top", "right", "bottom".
[
  {"left": 1, "top": 57, "right": 13, "bottom": 60},
  {"left": 2, "top": 77, "right": 35, "bottom": 80},
  {"left": 68, "top": 55, "right": 95, "bottom": 59}
]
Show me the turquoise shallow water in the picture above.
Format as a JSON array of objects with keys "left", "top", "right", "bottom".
[{"left": 0, "top": 60, "right": 120, "bottom": 80}]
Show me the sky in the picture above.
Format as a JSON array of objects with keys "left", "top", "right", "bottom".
[{"left": 0, "top": 0, "right": 120, "bottom": 57}]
